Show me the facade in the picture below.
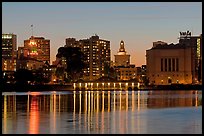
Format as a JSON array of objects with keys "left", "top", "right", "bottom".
[
  {"left": 114, "top": 40, "right": 137, "bottom": 81},
  {"left": 56, "top": 35, "right": 111, "bottom": 81},
  {"left": 16, "top": 46, "right": 44, "bottom": 70},
  {"left": 80, "top": 35, "right": 111, "bottom": 81},
  {"left": 16, "top": 57, "right": 44, "bottom": 70},
  {"left": 65, "top": 38, "right": 80, "bottom": 48},
  {"left": 115, "top": 65, "right": 137, "bottom": 80},
  {"left": 114, "top": 40, "right": 130, "bottom": 67},
  {"left": 201, "top": 34, "right": 202, "bottom": 83},
  {"left": 146, "top": 42, "right": 193, "bottom": 85},
  {"left": 178, "top": 31, "right": 202, "bottom": 83},
  {"left": 2, "top": 34, "right": 17, "bottom": 71},
  {"left": 136, "top": 65, "right": 147, "bottom": 84},
  {"left": 24, "top": 36, "right": 50, "bottom": 64}
]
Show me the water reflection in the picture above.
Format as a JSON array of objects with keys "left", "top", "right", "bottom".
[
  {"left": 147, "top": 90, "right": 201, "bottom": 108},
  {"left": 2, "top": 90, "right": 202, "bottom": 134},
  {"left": 3, "top": 95, "right": 16, "bottom": 134},
  {"left": 29, "top": 96, "right": 39, "bottom": 134}
]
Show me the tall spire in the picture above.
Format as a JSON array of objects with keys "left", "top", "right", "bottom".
[{"left": 31, "top": 24, "right": 34, "bottom": 39}]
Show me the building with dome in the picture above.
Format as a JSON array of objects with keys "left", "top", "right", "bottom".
[
  {"left": 114, "top": 40, "right": 130, "bottom": 67},
  {"left": 114, "top": 41, "right": 137, "bottom": 81}
]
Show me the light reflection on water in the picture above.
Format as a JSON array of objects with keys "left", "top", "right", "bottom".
[{"left": 2, "top": 90, "right": 202, "bottom": 134}]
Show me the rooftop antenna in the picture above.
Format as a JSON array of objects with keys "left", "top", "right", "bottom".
[{"left": 31, "top": 24, "right": 33, "bottom": 39}]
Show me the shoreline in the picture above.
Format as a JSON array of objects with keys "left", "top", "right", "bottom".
[{"left": 1, "top": 83, "right": 202, "bottom": 92}]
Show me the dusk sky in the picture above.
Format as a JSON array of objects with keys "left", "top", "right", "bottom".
[{"left": 2, "top": 2, "right": 202, "bottom": 66}]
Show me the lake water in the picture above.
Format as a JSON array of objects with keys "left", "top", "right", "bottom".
[{"left": 2, "top": 90, "right": 202, "bottom": 134}]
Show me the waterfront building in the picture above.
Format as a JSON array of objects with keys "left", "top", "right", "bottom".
[
  {"left": 16, "top": 46, "right": 44, "bottom": 70},
  {"left": 49, "top": 65, "right": 58, "bottom": 84},
  {"left": 136, "top": 65, "right": 147, "bottom": 85},
  {"left": 58, "top": 35, "right": 111, "bottom": 81},
  {"left": 115, "top": 65, "right": 137, "bottom": 80},
  {"left": 24, "top": 36, "right": 50, "bottom": 64},
  {"left": 146, "top": 41, "right": 193, "bottom": 85},
  {"left": 2, "top": 34, "right": 17, "bottom": 71},
  {"left": 178, "top": 31, "right": 202, "bottom": 83},
  {"left": 16, "top": 57, "right": 44, "bottom": 70},
  {"left": 201, "top": 34, "right": 202, "bottom": 83},
  {"left": 136, "top": 66, "right": 142, "bottom": 77},
  {"left": 114, "top": 40, "right": 137, "bottom": 81},
  {"left": 80, "top": 35, "right": 111, "bottom": 81},
  {"left": 114, "top": 40, "right": 130, "bottom": 67}
]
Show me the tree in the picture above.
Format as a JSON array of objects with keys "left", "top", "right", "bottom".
[
  {"left": 55, "top": 67, "right": 65, "bottom": 78},
  {"left": 56, "top": 46, "right": 87, "bottom": 82},
  {"left": 33, "top": 69, "right": 44, "bottom": 84}
]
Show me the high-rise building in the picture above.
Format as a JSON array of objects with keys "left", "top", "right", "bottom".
[
  {"left": 2, "top": 33, "right": 17, "bottom": 71},
  {"left": 16, "top": 46, "right": 44, "bottom": 70},
  {"left": 24, "top": 36, "right": 50, "bottom": 64},
  {"left": 57, "top": 35, "right": 111, "bottom": 81},
  {"left": 200, "top": 34, "right": 202, "bottom": 83},
  {"left": 114, "top": 40, "right": 137, "bottom": 80},
  {"left": 178, "top": 31, "right": 202, "bottom": 83},
  {"left": 80, "top": 35, "right": 111, "bottom": 81},
  {"left": 65, "top": 38, "right": 80, "bottom": 48}
]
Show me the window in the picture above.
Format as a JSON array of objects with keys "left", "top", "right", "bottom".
[
  {"left": 172, "top": 58, "right": 175, "bottom": 71},
  {"left": 165, "top": 58, "right": 167, "bottom": 71},
  {"left": 168, "top": 58, "right": 171, "bottom": 71},
  {"left": 176, "top": 58, "right": 179, "bottom": 71},
  {"left": 161, "top": 58, "right": 163, "bottom": 71}
]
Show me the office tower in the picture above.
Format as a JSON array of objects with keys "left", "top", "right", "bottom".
[
  {"left": 56, "top": 35, "right": 111, "bottom": 81},
  {"left": 178, "top": 31, "right": 202, "bottom": 83},
  {"left": 80, "top": 35, "right": 111, "bottom": 81},
  {"left": 24, "top": 36, "right": 50, "bottom": 64},
  {"left": 65, "top": 38, "right": 80, "bottom": 48},
  {"left": 2, "top": 33, "right": 17, "bottom": 71}
]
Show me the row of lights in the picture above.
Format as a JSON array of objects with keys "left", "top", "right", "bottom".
[{"left": 73, "top": 82, "right": 138, "bottom": 90}]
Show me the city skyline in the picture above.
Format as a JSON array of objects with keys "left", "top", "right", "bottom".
[{"left": 2, "top": 2, "right": 202, "bottom": 66}]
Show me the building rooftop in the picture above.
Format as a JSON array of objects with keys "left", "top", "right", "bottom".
[{"left": 149, "top": 43, "right": 188, "bottom": 50}]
